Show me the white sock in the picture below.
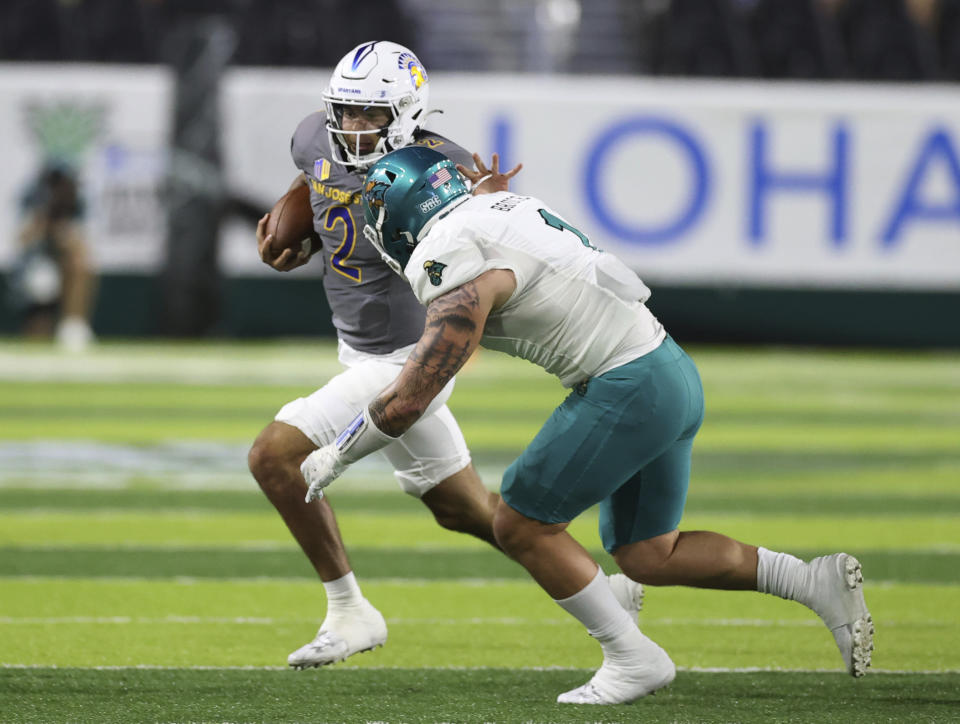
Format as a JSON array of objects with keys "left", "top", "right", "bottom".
[
  {"left": 756, "top": 547, "right": 810, "bottom": 604},
  {"left": 323, "top": 571, "right": 364, "bottom": 610},
  {"left": 554, "top": 567, "right": 639, "bottom": 657}
]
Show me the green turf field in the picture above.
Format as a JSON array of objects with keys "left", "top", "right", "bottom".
[{"left": 1, "top": 339, "right": 958, "bottom": 723}]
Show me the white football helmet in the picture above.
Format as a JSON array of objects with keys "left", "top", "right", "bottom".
[{"left": 323, "top": 41, "right": 430, "bottom": 169}]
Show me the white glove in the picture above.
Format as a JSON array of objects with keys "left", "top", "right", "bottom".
[
  {"left": 301, "top": 444, "right": 347, "bottom": 502},
  {"left": 301, "top": 407, "right": 398, "bottom": 503}
]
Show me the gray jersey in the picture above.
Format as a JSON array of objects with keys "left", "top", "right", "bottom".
[{"left": 291, "top": 112, "right": 475, "bottom": 354}]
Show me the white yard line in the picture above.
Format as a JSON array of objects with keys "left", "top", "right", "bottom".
[
  {"left": 0, "top": 440, "right": 507, "bottom": 491},
  {"left": 1, "top": 574, "right": 954, "bottom": 589},
  {"left": 0, "top": 344, "right": 343, "bottom": 386},
  {"left": 1, "top": 662, "right": 957, "bottom": 674},
  {"left": 0, "top": 342, "right": 533, "bottom": 386},
  {"left": 1, "top": 615, "right": 951, "bottom": 628}
]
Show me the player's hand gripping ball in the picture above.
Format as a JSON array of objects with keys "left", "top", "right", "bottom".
[
  {"left": 259, "top": 184, "right": 321, "bottom": 273},
  {"left": 266, "top": 183, "right": 320, "bottom": 255}
]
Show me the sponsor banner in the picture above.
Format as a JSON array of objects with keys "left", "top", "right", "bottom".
[
  {"left": 425, "top": 75, "right": 960, "bottom": 290},
  {"left": 0, "top": 64, "right": 170, "bottom": 272},
  {"left": 1, "top": 66, "right": 958, "bottom": 289}
]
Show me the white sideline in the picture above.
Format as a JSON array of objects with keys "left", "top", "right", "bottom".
[
  {"left": 0, "top": 615, "right": 825, "bottom": 627},
  {"left": 1, "top": 574, "right": 945, "bottom": 588},
  {"left": 0, "top": 345, "right": 343, "bottom": 386},
  {"left": 3, "top": 614, "right": 955, "bottom": 628},
  {"left": 1, "top": 663, "right": 957, "bottom": 675}
]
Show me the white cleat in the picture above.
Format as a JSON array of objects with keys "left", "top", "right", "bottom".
[
  {"left": 287, "top": 599, "right": 387, "bottom": 669},
  {"left": 608, "top": 573, "right": 644, "bottom": 618},
  {"left": 807, "top": 553, "right": 874, "bottom": 677},
  {"left": 557, "top": 636, "right": 675, "bottom": 705},
  {"left": 558, "top": 682, "right": 610, "bottom": 705}
]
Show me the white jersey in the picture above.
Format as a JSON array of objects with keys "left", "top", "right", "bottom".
[{"left": 406, "top": 192, "right": 666, "bottom": 387}]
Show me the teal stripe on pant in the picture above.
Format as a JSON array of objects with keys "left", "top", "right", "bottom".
[{"left": 500, "top": 336, "right": 704, "bottom": 552}]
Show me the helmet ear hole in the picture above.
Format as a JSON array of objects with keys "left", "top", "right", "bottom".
[{"left": 385, "top": 170, "right": 397, "bottom": 182}]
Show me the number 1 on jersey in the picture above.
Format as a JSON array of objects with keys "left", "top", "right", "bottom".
[{"left": 538, "top": 208, "right": 597, "bottom": 250}]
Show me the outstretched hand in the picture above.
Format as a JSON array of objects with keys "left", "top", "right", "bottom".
[{"left": 457, "top": 153, "right": 523, "bottom": 196}]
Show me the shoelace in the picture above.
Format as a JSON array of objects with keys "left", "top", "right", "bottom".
[
  {"left": 309, "top": 631, "right": 342, "bottom": 649},
  {"left": 568, "top": 683, "right": 604, "bottom": 704}
]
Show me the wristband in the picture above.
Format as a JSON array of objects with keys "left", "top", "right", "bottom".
[
  {"left": 335, "top": 406, "right": 396, "bottom": 465},
  {"left": 471, "top": 174, "right": 493, "bottom": 193}
]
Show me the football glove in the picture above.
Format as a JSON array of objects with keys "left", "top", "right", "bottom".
[{"left": 302, "top": 444, "right": 346, "bottom": 502}]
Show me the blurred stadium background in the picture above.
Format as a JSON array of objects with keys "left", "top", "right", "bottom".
[
  {"left": 0, "top": 0, "right": 958, "bottom": 343},
  {"left": 1, "top": 2, "right": 959, "bottom": 722}
]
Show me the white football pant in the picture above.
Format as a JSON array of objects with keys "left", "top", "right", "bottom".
[{"left": 275, "top": 340, "right": 471, "bottom": 497}]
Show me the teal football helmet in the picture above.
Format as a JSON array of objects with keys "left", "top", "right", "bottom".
[{"left": 362, "top": 146, "right": 470, "bottom": 276}]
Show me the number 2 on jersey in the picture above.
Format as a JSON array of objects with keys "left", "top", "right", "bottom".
[
  {"left": 538, "top": 208, "right": 597, "bottom": 250},
  {"left": 325, "top": 206, "right": 361, "bottom": 282}
]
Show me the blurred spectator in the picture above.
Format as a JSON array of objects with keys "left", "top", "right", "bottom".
[
  {"left": 0, "top": 0, "right": 953, "bottom": 80},
  {"left": 232, "top": 0, "right": 415, "bottom": 67},
  {"left": 7, "top": 163, "right": 98, "bottom": 350},
  {"left": 933, "top": 0, "right": 960, "bottom": 78},
  {"left": 57, "top": 0, "right": 158, "bottom": 64},
  {"left": 0, "top": 0, "right": 414, "bottom": 67},
  {"left": 829, "top": 0, "right": 939, "bottom": 79},
  {"left": 638, "top": 0, "right": 758, "bottom": 77},
  {"left": 745, "top": 0, "right": 845, "bottom": 79},
  {"left": 0, "top": 0, "right": 63, "bottom": 61}
]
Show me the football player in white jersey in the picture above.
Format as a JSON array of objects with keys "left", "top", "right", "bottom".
[
  {"left": 250, "top": 41, "right": 643, "bottom": 670},
  {"left": 299, "top": 147, "right": 875, "bottom": 705}
]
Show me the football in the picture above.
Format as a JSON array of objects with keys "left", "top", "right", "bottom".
[{"left": 265, "top": 183, "right": 320, "bottom": 256}]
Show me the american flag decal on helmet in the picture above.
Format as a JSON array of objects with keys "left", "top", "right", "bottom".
[{"left": 428, "top": 167, "right": 452, "bottom": 188}]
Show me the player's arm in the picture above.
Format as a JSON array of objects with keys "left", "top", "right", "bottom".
[
  {"left": 257, "top": 173, "right": 312, "bottom": 272},
  {"left": 301, "top": 268, "right": 517, "bottom": 501},
  {"left": 371, "top": 268, "right": 514, "bottom": 434}
]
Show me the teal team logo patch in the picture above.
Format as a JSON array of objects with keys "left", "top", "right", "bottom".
[{"left": 423, "top": 260, "right": 446, "bottom": 286}]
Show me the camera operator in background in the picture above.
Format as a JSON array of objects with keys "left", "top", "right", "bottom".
[{"left": 8, "top": 162, "right": 97, "bottom": 350}]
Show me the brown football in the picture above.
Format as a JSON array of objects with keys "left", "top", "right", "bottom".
[{"left": 266, "top": 183, "right": 320, "bottom": 256}]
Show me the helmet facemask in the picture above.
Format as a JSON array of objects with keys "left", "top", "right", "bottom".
[
  {"left": 323, "top": 41, "right": 430, "bottom": 170},
  {"left": 325, "top": 98, "right": 408, "bottom": 169}
]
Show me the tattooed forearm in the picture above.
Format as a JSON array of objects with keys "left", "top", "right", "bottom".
[
  {"left": 408, "top": 335, "right": 472, "bottom": 391},
  {"left": 410, "top": 283, "right": 482, "bottom": 384},
  {"left": 368, "top": 391, "right": 404, "bottom": 435},
  {"left": 368, "top": 281, "right": 488, "bottom": 438},
  {"left": 424, "top": 283, "right": 481, "bottom": 325}
]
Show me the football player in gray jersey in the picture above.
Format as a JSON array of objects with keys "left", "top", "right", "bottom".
[{"left": 248, "top": 41, "right": 644, "bottom": 669}]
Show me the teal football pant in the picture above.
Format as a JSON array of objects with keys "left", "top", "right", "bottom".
[{"left": 500, "top": 335, "right": 704, "bottom": 552}]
